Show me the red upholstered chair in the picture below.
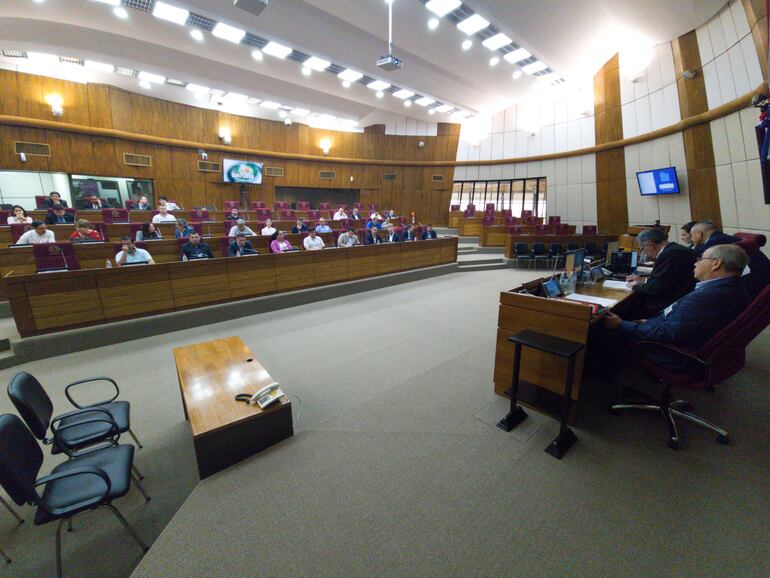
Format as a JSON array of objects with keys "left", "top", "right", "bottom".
[
  {"left": 535, "top": 224, "right": 551, "bottom": 234},
  {"left": 35, "top": 196, "right": 48, "bottom": 209},
  {"left": 481, "top": 215, "right": 495, "bottom": 226},
  {"left": 218, "top": 236, "right": 231, "bottom": 258},
  {"left": 521, "top": 210, "right": 533, "bottom": 218},
  {"left": 10, "top": 223, "right": 33, "bottom": 243},
  {"left": 33, "top": 243, "right": 80, "bottom": 271},
  {"left": 353, "top": 203, "right": 364, "bottom": 210},
  {"left": 101, "top": 208, "right": 129, "bottom": 223},
  {"left": 339, "top": 218, "right": 352, "bottom": 229},
  {"left": 224, "top": 220, "right": 236, "bottom": 235},
  {"left": 548, "top": 216, "right": 561, "bottom": 225},
  {"left": 251, "top": 201, "right": 266, "bottom": 209},
  {"left": 504, "top": 216, "right": 520, "bottom": 225},
  {"left": 129, "top": 223, "right": 142, "bottom": 239},
  {"left": 189, "top": 209, "right": 210, "bottom": 222},
  {"left": 223, "top": 201, "right": 240, "bottom": 210},
  {"left": 450, "top": 205, "right": 461, "bottom": 211},
  {"left": 583, "top": 225, "right": 597, "bottom": 235},
  {"left": 254, "top": 209, "right": 272, "bottom": 220},
  {"left": 0, "top": 210, "right": 10, "bottom": 224},
  {"left": 279, "top": 209, "right": 296, "bottom": 220},
  {"left": 485, "top": 203, "right": 495, "bottom": 211},
  {"left": 319, "top": 203, "right": 331, "bottom": 210},
  {"left": 274, "top": 201, "right": 289, "bottom": 210},
  {"left": 555, "top": 223, "right": 569, "bottom": 235},
  {"left": 296, "top": 201, "right": 310, "bottom": 211},
  {"left": 368, "top": 203, "right": 378, "bottom": 211},
  {"left": 508, "top": 225, "right": 524, "bottom": 235},
  {"left": 307, "top": 210, "right": 320, "bottom": 220},
  {"left": 502, "top": 209, "right": 512, "bottom": 217},
  {"left": 612, "top": 286, "right": 770, "bottom": 449},
  {"left": 463, "top": 207, "right": 476, "bottom": 217}
]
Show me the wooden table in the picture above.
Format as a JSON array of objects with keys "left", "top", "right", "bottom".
[
  {"left": 493, "top": 278, "right": 633, "bottom": 423},
  {"left": 174, "top": 336, "right": 293, "bottom": 479}
]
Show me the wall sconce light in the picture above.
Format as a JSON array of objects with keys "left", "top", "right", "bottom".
[
  {"left": 319, "top": 137, "right": 331, "bottom": 156},
  {"left": 198, "top": 149, "right": 208, "bottom": 160},
  {"left": 418, "top": 141, "right": 425, "bottom": 148},
  {"left": 45, "top": 93, "right": 64, "bottom": 117},
  {"left": 682, "top": 69, "right": 697, "bottom": 79},
  {"left": 218, "top": 127, "right": 232, "bottom": 145}
]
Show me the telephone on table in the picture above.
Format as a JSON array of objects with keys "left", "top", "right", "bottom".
[{"left": 235, "top": 381, "right": 284, "bottom": 409}]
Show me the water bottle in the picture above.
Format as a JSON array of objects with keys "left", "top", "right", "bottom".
[
  {"left": 559, "top": 269, "right": 569, "bottom": 293},
  {"left": 105, "top": 259, "right": 112, "bottom": 269},
  {"left": 568, "top": 268, "right": 577, "bottom": 294}
]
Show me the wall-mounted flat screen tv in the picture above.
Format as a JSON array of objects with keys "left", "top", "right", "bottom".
[
  {"left": 223, "top": 160, "right": 263, "bottom": 184},
  {"left": 636, "top": 167, "right": 680, "bottom": 196}
]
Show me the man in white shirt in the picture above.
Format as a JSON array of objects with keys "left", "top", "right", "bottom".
[
  {"left": 332, "top": 206, "right": 348, "bottom": 220},
  {"left": 303, "top": 229, "right": 325, "bottom": 250},
  {"left": 16, "top": 221, "right": 55, "bottom": 244},
  {"left": 158, "top": 196, "right": 181, "bottom": 211},
  {"left": 152, "top": 206, "right": 177, "bottom": 223},
  {"left": 337, "top": 228, "right": 360, "bottom": 248},
  {"left": 228, "top": 219, "right": 256, "bottom": 237},
  {"left": 115, "top": 236, "right": 155, "bottom": 267},
  {"left": 261, "top": 219, "right": 277, "bottom": 236}
]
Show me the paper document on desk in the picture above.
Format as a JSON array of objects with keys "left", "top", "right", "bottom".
[
  {"left": 564, "top": 294, "right": 618, "bottom": 307},
  {"left": 602, "top": 280, "right": 632, "bottom": 291}
]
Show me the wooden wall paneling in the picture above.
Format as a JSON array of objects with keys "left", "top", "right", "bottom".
[
  {"left": 15, "top": 127, "right": 51, "bottom": 172},
  {"left": 227, "top": 253, "right": 278, "bottom": 298},
  {"left": 0, "top": 126, "right": 16, "bottom": 168},
  {"left": 45, "top": 129, "right": 73, "bottom": 173},
  {"left": 169, "top": 260, "right": 231, "bottom": 307},
  {"left": 90, "top": 136, "right": 118, "bottom": 176},
  {"left": 61, "top": 79, "right": 90, "bottom": 127},
  {"left": 742, "top": 0, "right": 769, "bottom": 79},
  {"left": 171, "top": 146, "right": 196, "bottom": 181},
  {"left": 87, "top": 84, "right": 113, "bottom": 129},
  {"left": 16, "top": 72, "right": 44, "bottom": 120},
  {"left": 97, "top": 267, "right": 174, "bottom": 319},
  {"left": 108, "top": 88, "right": 133, "bottom": 133},
  {"left": 0, "top": 70, "right": 19, "bottom": 117}
]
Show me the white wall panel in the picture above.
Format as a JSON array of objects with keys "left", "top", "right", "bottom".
[
  {"left": 702, "top": 61, "right": 722, "bottom": 109},
  {"left": 739, "top": 107, "right": 760, "bottom": 161},
  {"left": 504, "top": 108, "right": 516, "bottom": 133},
  {"left": 697, "top": 24, "right": 715, "bottom": 66},
  {"left": 621, "top": 103, "right": 637, "bottom": 139},
  {"left": 581, "top": 153, "right": 596, "bottom": 183},
  {"left": 710, "top": 118, "right": 731, "bottom": 166},
  {"left": 635, "top": 96, "right": 653, "bottom": 135},
  {"left": 740, "top": 35, "right": 764, "bottom": 87},
  {"left": 730, "top": 0, "right": 751, "bottom": 37},
  {"left": 500, "top": 164, "right": 515, "bottom": 179},
  {"left": 659, "top": 42, "right": 677, "bottom": 86},
  {"left": 492, "top": 111, "right": 505, "bottom": 134},
  {"left": 649, "top": 90, "right": 666, "bottom": 131},
  {"left": 540, "top": 159, "right": 556, "bottom": 182},
  {"left": 724, "top": 111, "right": 746, "bottom": 162},
  {"left": 662, "top": 84, "right": 681, "bottom": 127},
  {"left": 502, "top": 131, "right": 516, "bottom": 158},
  {"left": 715, "top": 164, "right": 739, "bottom": 227},
  {"left": 567, "top": 156, "right": 582, "bottom": 185},
  {"left": 515, "top": 131, "right": 528, "bottom": 158},
  {"left": 540, "top": 100, "right": 555, "bottom": 126},
  {"left": 582, "top": 183, "right": 598, "bottom": 221},
  {"left": 540, "top": 125, "right": 555, "bottom": 154},
  {"left": 715, "top": 52, "right": 737, "bottom": 103},
  {"left": 554, "top": 158, "right": 568, "bottom": 186},
  {"left": 554, "top": 123, "right": 568, "bottom": 152},
  {"left": 567, "top": 119, "right": 581, "bottom": 150},
  {"left": 728, "top": 44, "right": 751, "bottom": 97},
  {"left": 491, "top": 133, "right": 504, "bottom": 160},
  {"left": 708, "top": 14, "right": 728, "bottom": 55},
  {"left": 719, "top": 3, "right": 739, "bottom": 47},
  {"left": 566, "top": 183, "right": 582, "bottom": 221},
  {"left": 456, "top": 139, "right": 469, "bottom": 162},
  {"left": 580, "top": 117, "right": 595, "bottom": 148}
]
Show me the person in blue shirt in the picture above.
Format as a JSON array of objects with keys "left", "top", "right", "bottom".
[
  {"left": 603, "top": 244, "right": 751, "bottom": 372},
  {"left": 315, "top": 217, "right": 332, "bottom": 233},
  {"left": 174, "top": 218, "right": 196, "bottom": 239},
  {"left": 366, "top": 218, "right": 382, "bottom": 230}
]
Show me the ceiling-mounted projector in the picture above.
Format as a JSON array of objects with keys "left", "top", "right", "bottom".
[
  {"left": 233, "top": 0, "right": 269, "bottom": 17},
  {"left": 377, "top": 55, "right": 401, "bottom": 71}
]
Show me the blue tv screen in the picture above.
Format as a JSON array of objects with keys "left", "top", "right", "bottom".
[{"left": 637, "top": 167, "right": 680, "bottom": 196}]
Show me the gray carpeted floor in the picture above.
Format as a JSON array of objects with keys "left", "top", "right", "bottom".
[{"left": 0, "top": 269, "right": 766, "bottom": 577}]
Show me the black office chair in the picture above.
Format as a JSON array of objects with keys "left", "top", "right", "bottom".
[
  {"left": 0, "top": 494, "right": 23, "bottom": 563},
  {"left": 7, "top": 372, "right": 143, "bottom": 456},
  {"left": 549, "top": 243, "right": 564, "bottom": 269},
  {"left": 566, "top": 242, "right": 580, "bottom": 252},
  {"left": 584, "top": 242, "right": 600, "bottom": 258},
  {"left": 0, "top": 414, "right": 149, "bottom": 578},
  {"left": 531, "top": 242, "right": 550, "bottom": 268},
  {"left": 513, "top": 242, "right": 533, "bottom": 269}
]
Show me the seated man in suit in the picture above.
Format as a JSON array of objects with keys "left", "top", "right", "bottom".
[
  {"left": 690, "top": 221, "right": 736, "bottom": 257},
  {"left": 603, "top": 244, "right": 751, "bottom": 372},
  {"left": 228, "top": 233, "right": 258, "bottom": 256},
  {"left": 625, "top": 228, "right": 696, "bottom": 318},
  {"left": 420, "top": 224, "right": 437, "bottom": 240},
  {"left": 350, "top": 207, "right": 362, "bottom": 220},
  {"left": 292, "top": 219, "right": 308, "bottom": 234},
  {"left": 175, "top": 218, "right": 196, "bottom": 238},
  {"left": 43, "top": 191, "right": 68, "bottom": 208},
  {"left": 364, "top": 227, "right": 382, "bottom": 245},
  {"left": 82, "top": 195, "right": 110, "bottom": 210},
  {"left": 134, "top": 196, "right": 152, "bottom": 210},
  {"left": 224, "top": 207, "right": 242, "bottom": 222},
  {"left": 180, "top": 232, "right": 213, "bottom": 260},
  {"left": 45, "top": 204, "right": 75, "bottom": 225},
  {"left": 383, "top": 225, "right": 400, "bottom": 243},
  {"left": 401, "top": 224, "right": 417, "bottom": 242}
]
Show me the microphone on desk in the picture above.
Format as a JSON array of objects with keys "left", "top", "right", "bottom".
[{"left": 206, "top": 225, "right": 212, "bottom": 239}]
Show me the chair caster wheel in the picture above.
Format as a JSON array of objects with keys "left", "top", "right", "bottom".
[
  {"left": 667, "top": 439, "right": 680, "bottom": 450},
  {"left": 716, "top": 434, "right": 729, "bottom": 445}
]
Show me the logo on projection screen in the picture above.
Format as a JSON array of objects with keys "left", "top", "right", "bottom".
[{"left": 223, "top": 160, "right": 263, "bottom": 184}]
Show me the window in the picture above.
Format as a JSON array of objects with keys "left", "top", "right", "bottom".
[{"left": 450, "top": 177, "right": 548, "bottom": 214}]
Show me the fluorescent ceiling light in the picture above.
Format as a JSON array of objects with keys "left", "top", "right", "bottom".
[
  {"left": 434, "top": 104, "right": 453, "bottom": 113},
  {"left": 138, "top": 71, "right": 166, "bottom": 84},
  {"left": 342, "top": 80, "right": 351, "bottom": 88},
  {"left": 428, "top": 108, "right": 436, "bottom": 115},
  {"left": 503, "top": 47, "right": 531, "bottom": 63},
  {"left": 404, "top": 100, "right": 412, "bottom": 107},
  {"left": 367, "top": 80, "right": 390, "bottom": 91},
  {"left": 251, "top": 50, "right": 263, "bottom": 61},
  {"left": 415, "top": 97, "right": 435, "bottom": 106},
  {"left": 83, "top": 60, "right": 113, "bottom": 73},
  {"left": 428, "top": 18, "right": 439, "bottom": 30},
  {"left": 152, "top": 2, "right": 189, "bottom": 25},
  {"left": 260, "top": 101, "right": 281, "bottom": 109},
  {"left": 425, "top": 0, "right": 461, "bottom": 17},
  {"left": 522, "top": 60, "right": 547, "bottom": 74},
  {"left": 212, "top": 22, "right": 246, "bottom": 44},
  {"left": 482, "top": 33, "right": 512, "bottom": 51},
  {"left": 185, "top": 83, "right": 209, "bottom": 93},
  {"left": 337, "top": 69, "right": 363, "bottom": 82},
  {"left": 247, "top": 97, "right": 261, "bottom": 104},
  {"left": 291, "top": 108, "right": 310, "bottom": 116},
  {"left": 461, "top": 39, "right": 473, "bottom": 50},
  {"left": 301, "top": 67, "right": 311, "bottom": 76},
  {"left": 303, "top": 56, "right": 330, "bottom": 71},
  {"left": 263, "top": 41, "right": 292, "bottom": 58},
  {"left": 376, "top": 91, "right": 384, "bottom": 98},
  {"left": 93, "top": 0, "right": 120, "bottom": 5},
  {"left": 190, "top": 29, "right": 204, "bottom": 41},
  {"left": 139, "top": 80, "right": 152, "bottom": 90},
  {"left": 456, "top": 14, "right": 489, "bottom": 35},
  {"left": 489, "top": 56, "right": 499, "bottom": 66},
  {"left": 393, "top": 89, "right": 415, "bottom": 99},
  {"left": 27, "top": 52, "right": 59, "bottom": 64},
  {"left": 512, "top": 70, "right": 522, "bottom": 79}
]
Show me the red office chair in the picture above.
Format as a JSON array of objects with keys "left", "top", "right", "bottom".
[
  {"left": 502, "top": 209, "right": 512, "bottom": 217},
  {"left": 338, "top": 218, "right": 352, "bottom": 230},
  {"left": 521, "top": 210, "right": 533, "bottom": 218},
  {"left": 353, "top": 203, "right": 364, "bottom": 210},
  {"left": 274, "top": 201, "right": 289, "bottom": 210},
  {"left": 35, "top": 196, "right": 48, "bottom": 209},
  {"left": 319, "top": 203, "right": 331, "bottom": 211},
  {"left": 296, "top": 201, "right": 310, "bottom": 211},
  {"left": 535, "top": 224, "right": 552, "bottom": 234},
  {"left": 612, "top": 286, "right": 770, "bottom": 449},
  {"left": 129, "top": 223, "right": 142, "bottom": 239},
  {"left": 223, "top": 221, "right": 236, "bottom": 235},
  {"left": 251, "top": 201, "right": 266, "bottom": 210},
  {"left": 481, "top": 215, "right": 495, "bottom": 226},
  {"left": 101, "top": 208, "right": 129, "bottom": 223},
  {"left": 307, "top": 210, "right": 320, "bottom": 220},
  {"left": 10, "top": 223, "right": 33, "bottom": 243},
  {"left": 0, "top": 210, "right": 10, "bottom": 224},
  {"left": 548, "top": 216, "right": 561, "bottom": 225},
  {"left": 450, "top": 205, "right": 460, "bottom": 211},
  {"left": 368, "top": 203, "right": 378, "bottom": 211},
  {"left": 254, "top": 209, "right": 272, "bottom": 220},
  {"left": 463, "top": 208, "right": 476, "bottom": 218},
  {"left": 33, "top": 243, "right": 80, "bottom": 271},
  {"left": 218, "top": 236, "right": 231, "bottom": 257},
  {"left": 189, "top": 209, "right": 210, "bottom": 222},
  {"left": 583, "top": 225, "right": 597, "bottom": 235},
  {"left": 508, "top": 225, "right": 524, "bottom": 235},
  {"left": 280, "top": 210, "right": 296, "bottom": 220},
  {"left": 223, "top": 201, "right": 239, "bottom": 210},
  {"left": 485, "top": 203, "right": 495, "bottom": 211}
]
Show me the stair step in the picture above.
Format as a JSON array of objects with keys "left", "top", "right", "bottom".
[{"left": 458, "top": 263, "right": 511, "bottom": 272}]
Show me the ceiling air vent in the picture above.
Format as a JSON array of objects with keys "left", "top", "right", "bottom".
[
  {"left": 432, "top": 175, "right": 445, "bottom": 182},
  {"left": 123, "top": 153, "right": 152, "bottom": 167},
  {"left": 382, "top": 173, "right": 397, "bottom": 181},
  {"left": 14, "top": 142, "right": 50, "bottom": 157},
  {"left": 265, "top": 166, "right": 284, "bottom": 177},
  {"left": 319, "top": 171, "right": 336, "bottom": 180},
  {"left": 197, "top": 160, "right": 220, "bottom": 172}
]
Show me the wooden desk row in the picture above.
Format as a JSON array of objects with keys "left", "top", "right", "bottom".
[
  {"left": 3, "top": 237, "right": 458, "bottom": 337},
  {"left": 481, "top": 225, "right": 577, "bottom": 247},
  {"left": 503, "top": 234, "right": 618, "bottom": 259}
]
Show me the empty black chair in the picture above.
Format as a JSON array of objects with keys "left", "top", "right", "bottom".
[
  {"left": 584, "top": 242, "right": 600, "bottom": 258},
  {"left": 566, "top": 242, "right": 580, "bottom": 252},
  {"left": 549, "top": 243, "right": 564, "bottom": 268},
  {"left": 531, "top": 242, "right": 550, "bottom": 268},
  {"left": 513, "top": 242, "right": 533, "bottom": 269},
  {"left": 7, "top": 372, "right": 142, "bottom": 456},
  {"left": 0, "top": 413, "right": 149, "bottom": 577}
]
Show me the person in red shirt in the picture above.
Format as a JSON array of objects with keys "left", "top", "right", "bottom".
[{"left": 69, "top": 219, "right": 103, "bottom": 242}]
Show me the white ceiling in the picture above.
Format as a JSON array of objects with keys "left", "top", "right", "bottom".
[{"left": 0, "top": 0, "right": 726, "bottom": 127}]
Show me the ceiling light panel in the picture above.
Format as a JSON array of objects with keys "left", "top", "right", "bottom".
[
  {"left": 26, "top": 52, "right": 59, "bottom": 64},
  {"left": 212, "top": 22, "right": 246, "bottom": 44},
  {"left": 263, "top": 41, "right": 293, "bottom": 58},
  {"left": 138, "top": 71, "right": 166, "bottom": 83},
  {"left": 393, "top": 89, "right": 415, "bottom": 99},
  {"left": 434, "top": 104, "right": 453, "bottom": 113},
  {"left": 482, "top": 33, "right": 511, "bottom": 51},
  {"left": 425, "top": 0, "right": 461, "bottom": 17},
  {"left": 290, "top": 108, "right": 310, "bottom": 116},
  {"left": 184, "top": 83, "right": 209, "bottom": 93},
  {"left": 415, "top": 97, "right": 435, "bottom": 106},
  {"left": 152, "top": 2, "right": 189, "bottom": 25},
  {"left": 522, "top": 60, "right": 547, "bottom": 74},
  {"left": 83, "top": 60, "right": 114, "bottom": 73},
  {"left": 337, "top": 69, "right": 363, "bottom": 82},
  {"left": 303, "top": 56, "right": 330, "bottom": 71},
  {"left": 260, "top": 101, "right": 281, "bottom": 109},
  {"left": 367, "top": 80, "right": 390, "bottom": 91},
  {"left": 456, "top": 14, "right": 489, "bottom": 35},
  {"left": 503, "top": 47, "right": 531, "bottom": 63}
]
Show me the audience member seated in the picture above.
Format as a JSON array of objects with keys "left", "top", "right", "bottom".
[
  {"left": 8, "top": 205, "right": 32, "bottom": 224},
  {"left": 82, "top": 195, "right": 110, "bottom": 209},
  {"left": 115, "top": 236, "right": 154, "bottom": 266},
  {"left": 421, "top": 224, "right": 437, "bottom": 240},
  {"left": 384, "top": 209, "right": 397, "bottom": 219},
  {"left": 690, "top": 221, "right": 737, "bottom": 257},
  {"left": 697, "top": 228, "right": 770, "bottom": 298},
  {"left": 270, "top": 231, "right": 294, "bottom": 253},
  {"left": 337, "top": 228, "right": 360, "bottom": 247},
  {"left": 370, "top": 210, "right": 382, "bottom": 221},
  {"left": 44, "top": 204, "right": 74, "bottom": 225},
  {"left": 136, "top": 222, "right": 162, "bottom": 241},
  {"left": 224, "top": 207, "right": 242, "bottom": 222},
  {"left": 383, "top": 225, "right": 399, "bottom": 243},
  {"left": 228, "top": 233, "right": 258, "bottom": 256},
  {"left": 152, "top": 206, "right": 177, "bottom": 223},
  {"left": 292, "top": 219, "right": 308, "bottom": 234},
  {"left": 261, "top": 219, "right": 277, "bottom": 236},
  {"left": 175, "top": 218, "right": 197, "bottom": 239},
  {"left": 366, "top": 218, "right": 382, "bottom": 230},
  {"left": 43, "top": 191, "right": 68, "bottom": 208},
  {"left": 401, "top": 224, "right": 417, "bottom": 242},
  {"left": 180, "top": 232, "right": 213, "bottom": 260},
  {"left": 16, "top": 221, "right": 54, "bottom": 244},
  {"left": 315, "top": 217, "right": 332, "bottom": 233},
  {"left": 333, "top": 206, "right": 348, "bottom": 220},
  {"left": 303, "top": 229, "right": 326, "bottom": 250},
  {"left": 133, "top": 196, "right": 152, "bottom": 210},
  {"left": 680, "top": 221, "right": 696, "bottom": 248},
  {"left": 602, "top": 245, "right": 751, "bottom": 372},
  {"left": 364, "top": 227, "right": 382, "bottom": 245},
  {"left": 350, "top": 207, "right": 362, "bottom": 220},
  {"left": 228, "top": 219, "right": 256, "bottom": 237},
  {"left": 158, "top": 196, "right": 181, "bottom": 211},
  {"left": 69, "top": 219, "right": 102, "bottom": 242},
  {"left": 626, "top": 228, "right": 696, "bottom": 317}
]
